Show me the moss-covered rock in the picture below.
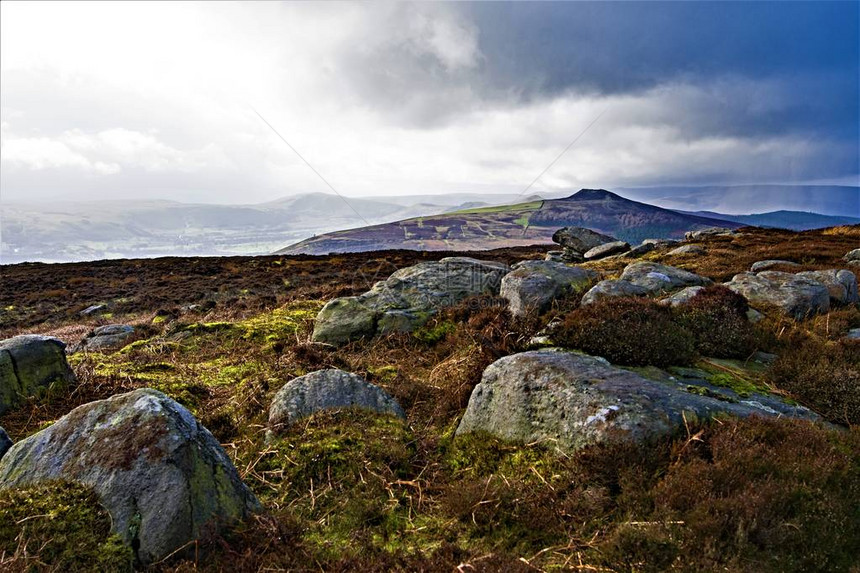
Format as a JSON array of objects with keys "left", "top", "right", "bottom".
[
  {"left": 0, "top": 335, "right": 76, "bottom": 414},
  {"left": 0, "top": 388, "right": 261, "bottom": 565}
]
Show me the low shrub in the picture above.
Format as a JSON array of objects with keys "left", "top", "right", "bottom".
[
  {"left": 674, "top": 285, "right": 757, "bottom": 358},
  {"left": 554, "top": 298, "right": 696, "bottom": 367},
  {"left": 766, "top": 338, "right": 860, "bottom": 426}
]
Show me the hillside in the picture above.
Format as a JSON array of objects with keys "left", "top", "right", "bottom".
[
  {"left": 278, "top": 189, "right": 741, "bottom": 255},
  {"left": 1, "top": 226, "right": 858, "bottom": 571}
]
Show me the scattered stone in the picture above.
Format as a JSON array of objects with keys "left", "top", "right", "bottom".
[
  {"left": 668, "top": 244, "right": 706, "bottom": 256},
  {"left": 625, "top": 239, "right": 678, "bottom": 258},
  {"left": 659, "top": 286, "right": 706, "bottom": 306},
  {"left": 848, "top": 260, "right": 860, "bottom": 268},
  {"left": 796, "top": 269, "right": 858, "bottom": 306},
  {"left": 0, "top": 388, "right": 261, "bottom": 564},
  {"left": 581, "top": 262, "right": 711, "bottom": 305},
  {"left": 750, "top": 260, "right": 800, "bottom": 272},
  {"left": 500, "top": 261, "right": 597, "bottom": 316},
  {"left": 0, "top": 427, "right": 10, "bottom": 461},
  {"left": 844, "top": 248, "right": 860, "bottom": 263},
  {"left": 456, "top": 349, "right": 816, "bottom": 453},
  {"left": 846, "top": 328, "right": 860, "bottom": 340},
  {"left": 268, "top": 369, "right": 404, "bottom": 435},
  {"left": 312, "top": 257, "right": 510, "bottom": 345},
  {"left": 642, "top": 238, "right": 680, "bottom": 247},
  {"left": 72, "top": 324, "right": 135, "bottom": 353},
  {"left": 726, "top": 271, "right": 830, "bottom": 320},
  {"left": 684, "top": 227, "right": 734, "bottom": 241},
  {"left": 1, "top": 335, "right": 76, "bottom": 414},
  {"left": 746, "top": 308, "right": 765, "bottom": 323},
  {"left": 551, "top": 227, "right": 617, "bottom": 254},
  {"left": 584, "top": 241, "right": 630, "bottom": 260},
  {"left": 80, "top": 304, "right": 107, "bottom": 316}
]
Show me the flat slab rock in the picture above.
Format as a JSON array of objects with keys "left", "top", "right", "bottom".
[
  {"left": 500, "top": 261, "right": 597, "bottom": 317},
  {"left": 726, "top": 271, "right": 831, "bottom": 320},
  {"left": 1, "top": 335, "right": 76, "bottom": 414},
  {"left": 0, "top": 388, "right": 261, "bottom": 564},
  {"left": 456, "top": 349, "right": 817, "bottom": 453},
  {"left": 268, "top": 369, "right": 404, "bottom": 435},
  {"left": 582, "top": 262, "right": 711, "bottom": 305},
  {"left": 312, "top": 257, "right": 509, "bottom": 345},
  {"left": 750, "top": 260, "right": 800, "bottom": 272}
]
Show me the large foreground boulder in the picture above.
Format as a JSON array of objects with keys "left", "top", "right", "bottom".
[
  {"left": 582, "top": 262, "right": 711, "bottom": 305},
  {"left": 268, "top": 369, "right": 404, "bottom": 435},
  {"left": 72, "top": 324, "right": 135, "bottom": 352},
  {"left": 456, "top": 349, "right": 816, "bottom": 453},
  {"left": 312, "top": 257, "right": 509, "bottom": 345},
  {"left": 726, "top": 271, "right": 831, "bottom": 319},
  {"left": 0, "top": 388, "right": 261, "bottom": 564},
  {"left": 1, "top": 335, "right": 76, "bottom": 414},
  {"left": 552, "top": 227, "right": 617, "bottom": 261},
  {"left": 0, "top": 427, "right": 10, "bottom": 461},
  {"left": 500, "top": 261, "right": 597, "bottom": 317},
  {"left": 795, "top": 269, "right": 858, "bottom": 306}
]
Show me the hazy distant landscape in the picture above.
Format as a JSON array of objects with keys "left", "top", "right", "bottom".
[{"left": 3, "top": 184, "right": 857, "bottom": 263}]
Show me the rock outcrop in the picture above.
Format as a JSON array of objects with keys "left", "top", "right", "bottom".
[
  {"left": 312, "top": 257, "right": 510, "bottom": 345},
  {"left": 0, "top": 427, "right": 10, "bottom": 461},
  {"left": 72, "top": 324, "right": 135, "bottom": 353},
  {"left": 500, "top": 261, "right": 596, "bottom": 317},
  {"left": 268, "top": 369, "right": 404, "bottom": 435},
  {"left": 1, "top": 335, "right": 76, "bottom": 414},
  {"left": 684, "top": 227, "right": 734, "bottom": 241},
  {"left": 726, "top": 271, "right": 831, "bottom": 319},
  {"left": 456, "top": 349, "right": 816, "bottom": 453},
  {"left": 551, "top": 227, "right": 616, "bottom": 262},
  {"left": 0, "top": 388, "right": 261, "bottom": 564},
  {"left": 659, "top": 286, "right": 706, "bottom": 307},
  {"left": 582, "top": 262, "right": 711, "bottom": 305}
]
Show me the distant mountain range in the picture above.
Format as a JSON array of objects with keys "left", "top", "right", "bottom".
[
  {"left": 677, "top": 210, "right": 860, "bottom": 231},
  {"left": 278, "top": 189, "right": 743, "bottom": 255},
  {"left": 616, "top": 185, "right": 859, "bottom": 217}
]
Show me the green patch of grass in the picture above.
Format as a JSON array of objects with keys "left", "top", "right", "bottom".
[{"left": 0, "top": 481, "right": 133, "bottom": 571}]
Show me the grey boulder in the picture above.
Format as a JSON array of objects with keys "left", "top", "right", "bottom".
[
  {"left": 726, "top": 271, "right": 830, "bottom": 320},
  {"left": 846, "top": 328, "right": 860, "bottom": 340},
  {"left": 500, "top": 261, "right": 597, "bottom": 317},
  {"left": 626, "top": 239, "right": 678, "bottom": 258},
  {"left": 668, "top": 244, "right": 706, "bottom": 256},
  {"left": 584, "top": 241, "right": 630, "bottom": 260},
  {"left": 844, "top": 248, "right": 860, "bottom": 263},
  {"left": 750, "top": 260, "right": 800, "bottom": 272},
  {"left": 72, "top": 324, "right": 135, "bottom": 352},
  {"left": 1, "top": 335, "right": 76, "bottom": 414},
  {"left": 268, "top": 369, "right": 404, "bottom": 435},
  {"left": 581, "top": 262, "right": 711, "bottom": 305},
  {"left": 456, "top": 349, "right": 816, "bottom": 453},
  {"left": 795, "top": 269, "right": 858, "bottom": 306},
  {"left": 0, "top": 388, "right": 261, "bottom": 564},
  {"left": 0, "top": 427, "right": 10, "bottom": 461},
  {"left": 312, "top": 257, "right": 509, "bottom": 345}
]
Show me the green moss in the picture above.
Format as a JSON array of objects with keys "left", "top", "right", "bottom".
[
  {"left": 697, "top": 359, "right": 770, "bottom": 398},
  {"left": 413, "top": 320, "right": 456, "bottom": 345},
  {"left": 238, "top": 300, "right": 323, "bottom": 343},
  {"left": 0, "top": 481, "right": 133, "bottom": 571}
]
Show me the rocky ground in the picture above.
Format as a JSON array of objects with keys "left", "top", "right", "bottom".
[{"left": 0, "top": 225, "right": 859, "bottom": 572}]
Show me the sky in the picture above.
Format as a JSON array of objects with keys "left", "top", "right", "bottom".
[{"left": 1, "top": 1, "right": 858, "bottom": 204}]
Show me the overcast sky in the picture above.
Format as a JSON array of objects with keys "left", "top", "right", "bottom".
[{"left": 1, "top": 1, "right": 858, "bottom": 204}]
